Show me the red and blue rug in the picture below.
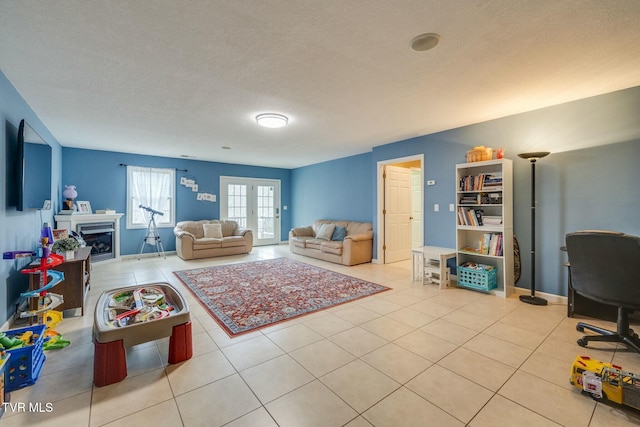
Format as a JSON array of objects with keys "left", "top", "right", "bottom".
[{"left": 174, "top": 257, "right": 390, "bottom": 336}]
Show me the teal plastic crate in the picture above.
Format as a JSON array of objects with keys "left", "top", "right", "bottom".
[
  {"left": 3, "top": 324, "right": 46, "bottom": 392},
  {"left": 457, "top": 264, "right": 497, "bottom": 292}
]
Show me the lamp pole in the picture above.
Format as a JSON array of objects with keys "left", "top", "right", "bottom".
[{"left": 518, "top": 152, "right": 550, "bottom": 306}]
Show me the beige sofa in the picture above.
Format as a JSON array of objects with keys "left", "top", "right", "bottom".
[
  {"left": 289, "top": 219, "right": 373, "bottom": 266},
  {"left": 174, "top": 219, "right": 253, "bottom": 260}
]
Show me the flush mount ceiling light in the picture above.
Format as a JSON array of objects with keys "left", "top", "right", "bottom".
[
  {"left": 256, "top": 113, "right": 288, "bottom": 128},
  {"left": 410, "top": 33, "right": 441, "bottom": 52}
]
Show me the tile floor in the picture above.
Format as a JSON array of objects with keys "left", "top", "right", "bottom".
[{"left": 3, "top": 245, "right": 640, "bottom": 426}]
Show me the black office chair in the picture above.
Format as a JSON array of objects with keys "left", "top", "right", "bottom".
[{"left": 565, "top": 231, "right": 640, "bottom": 354}]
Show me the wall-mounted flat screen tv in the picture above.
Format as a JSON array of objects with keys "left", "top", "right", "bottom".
[{"left": 17, "top": 119, "right": 52, "bottom": 211}]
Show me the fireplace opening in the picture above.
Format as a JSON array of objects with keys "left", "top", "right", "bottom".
[{"left": 77, "top": 222, "right": 115, "bottom": 262}]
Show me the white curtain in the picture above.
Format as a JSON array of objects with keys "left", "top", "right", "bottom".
[{"left": 127, "top": 166, "right": 174, "bottom": 227}]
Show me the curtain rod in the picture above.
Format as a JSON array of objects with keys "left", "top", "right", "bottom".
[{"left": 119, "top": 163, "right": 188, "bottom": 172}]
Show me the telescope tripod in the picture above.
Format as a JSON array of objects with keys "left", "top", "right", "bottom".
[{"left": 138, "top": 212, "right": 165, "bottom": 259}]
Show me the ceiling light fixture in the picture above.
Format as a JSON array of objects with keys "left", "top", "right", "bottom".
[
  {"left": 410, "top": 33, "right": 441, "bottom": 52},
  {"left": 256, "top": 113, "right": 288, "bottom": 128}
]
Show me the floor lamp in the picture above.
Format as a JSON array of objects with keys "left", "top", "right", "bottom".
[{"left": 518, "top": 151, "right": 550, "bottom": 306}]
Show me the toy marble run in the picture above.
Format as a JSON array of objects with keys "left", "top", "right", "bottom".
[{"left": 4, "top": 237, "right": 65, "bottom": 324}]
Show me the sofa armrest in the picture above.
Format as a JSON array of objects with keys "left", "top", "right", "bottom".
[
  {"left": 290, "top": 226, "right": 314, "bottom": 237},
  {"left": 345, "top": 232, "right": 373, "bottom": 242},
  {"left": 174, "top": 229, "right": 195, "bottom": 240},
  {"left": 233, "top": 227, "right": 252, "bottom": 237}
]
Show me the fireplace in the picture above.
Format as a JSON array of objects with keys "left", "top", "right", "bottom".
[
  {"left": 78, "top": 222, "right": 115, "bottom": 262},
  {"left": 55, "top": 213, "right": 124, "bottom": 262}
]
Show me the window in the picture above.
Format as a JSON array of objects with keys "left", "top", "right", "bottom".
[{"left": 126, "top": 166, "right": 175, "bottom": 229}]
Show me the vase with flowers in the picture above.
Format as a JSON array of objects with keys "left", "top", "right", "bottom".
[{"left": 52, "top": 237, "right": 80, "bottom": 260}]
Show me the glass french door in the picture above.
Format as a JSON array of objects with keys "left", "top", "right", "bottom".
[{"left": 220, "top": 177, "right": 280, "bottom": 246}]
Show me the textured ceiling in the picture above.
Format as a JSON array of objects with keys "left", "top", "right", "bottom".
[{"left": 2, "top": 0, "right": 640, "bottom": 168}]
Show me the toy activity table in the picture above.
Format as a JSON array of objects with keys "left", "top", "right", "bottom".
[{"left": 93, "top": 283, "right": 192, "bottom": 387}]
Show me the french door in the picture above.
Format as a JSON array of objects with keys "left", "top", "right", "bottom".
[{"left": 220, "top": 177, "right": 280, "bottom": 246}]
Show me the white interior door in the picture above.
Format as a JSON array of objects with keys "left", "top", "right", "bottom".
[
  {"left": 384, "top": 165, "right": 412, "bottom": 263},
  {"left": 221, "top": 177, "right": 280, "bottom": 246},
  {"left": 411, "top": 168, "right": 423, "bottom": 248}
]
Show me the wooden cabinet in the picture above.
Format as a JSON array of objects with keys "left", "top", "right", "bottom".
[
  {"left": 28, "top": 246, "right": 91, "bottom": 316},
  {"left": 455, "top": 159, "right": 513, "bottom": 297}
]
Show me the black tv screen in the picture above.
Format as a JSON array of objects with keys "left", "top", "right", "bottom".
[{"left": 17, "top": 119, "right": 51, "bottom": 211}]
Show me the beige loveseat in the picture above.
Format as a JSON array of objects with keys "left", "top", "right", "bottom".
[
  {"left": 289, "top": 219, "right": 373, "bottom": 266},
  {"left": 174, "top": 219, "right": 253, "bottom": 260}
]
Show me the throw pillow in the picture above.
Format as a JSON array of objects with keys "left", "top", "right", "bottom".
[
  {"left": 315, "top": 223, "right": 336, "bottom": 240},
  {"left": 203, "top": 223, "right": 223, "bottom": 239},
  {"left": 331, "top": 226, "right": 347, "bottom": 241}
]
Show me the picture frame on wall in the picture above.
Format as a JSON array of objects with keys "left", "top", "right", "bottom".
[{"left": 76, "top": 201, "right": 92, "bottom": 214}]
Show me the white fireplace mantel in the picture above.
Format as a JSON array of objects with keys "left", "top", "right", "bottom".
[{"left": 54, "top": 213, "right": 124, "bottom": 260}]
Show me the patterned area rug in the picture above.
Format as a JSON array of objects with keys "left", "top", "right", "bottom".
[{"left": 174, "top": 257, "right": 390, "bottom": 336}]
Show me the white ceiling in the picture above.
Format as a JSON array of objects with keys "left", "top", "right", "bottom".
[{"left": 2, "top": 1, "right": 640, "bottom": 168}]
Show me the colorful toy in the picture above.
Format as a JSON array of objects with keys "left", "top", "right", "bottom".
[{"left": 570, "top": 355, "right": 640, "bottom": 409}]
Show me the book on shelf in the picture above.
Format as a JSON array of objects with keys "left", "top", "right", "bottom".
[
  {"left": 457, "top": 207, "right": 486, "bottom": 227},
  {"left": 459, "top": 173, "right": 503, "bottom": 191},
  {"left": 483, "top": 216, "right": 502, "bottom": 225}
]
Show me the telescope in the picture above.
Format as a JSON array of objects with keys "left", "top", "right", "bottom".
[{"left": 138, "top": 205, "right": 164, "bottom": 216}]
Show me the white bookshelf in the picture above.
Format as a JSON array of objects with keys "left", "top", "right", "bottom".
[{"left": 455, "top": 159, "right": 514, "bottom": 297}]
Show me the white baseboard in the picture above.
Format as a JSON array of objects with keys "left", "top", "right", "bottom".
[{"left": 120, "top": 251, "right": 177, "bottom": 260}]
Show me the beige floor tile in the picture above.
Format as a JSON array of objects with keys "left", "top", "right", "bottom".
[
  {"left": 10, "top": 362, "right": 93, "bottom": 405},
  {"left": 363, "top": 387, "right": 464, "bottom": 427},
  {"left": 361, "top": 343, "right": 432, "bottom": 384},
  {"left": 385, "top": 307, "right": 436, "bottom": 328},
  {"left": 90, "top": 369, "right": 174, "bottom": 426},
  {"left": 458, "top": 295, "right": 519, "bottom": 320},
  {"left": 240, "top": 354, "right": 314, "bottom": 403},
  {"left": 124, "top": 343, "right": 164, "bottom": 377},
  {"left": 378, "top": 292, "right": 424, "bottom": 307},
  {"left": 333, "top": 305, "right": 382, "bottom": 324},
  {"left": 176, "top": 374, "right": 261, "bottom": 426},
  {"left": 0, "top": 390, "right": 92, "bottom": 427},
  {"left": 442, "top": 309, "right": 496, "bottom": 332},
  {"left": 360, "top": 316, "right": 414, "bottom": 341},
  {"left": 483, "top": 321, "right": 546, "bottom": 349},
  {"left": 419, "top": 318, "right": 478, "bottom": 346},
  {"left": 499, "top": 370, "right": 595, "bottom": 427},
  {"left": 520, "top": 350, "right": 576, "bottom": 390},
  {"left": 158, "top": 330, "right": 218, "bottom": 363},
  {"left": 408, "top": 299, "right": 458, "bottom": 318},
  {"left": 289, "top": 339, "right": 355, "bottom": 377},
  {"left": 329, "top": 326, "right": 388, "bottom": 357},
  {"left": 225, "top": 407, "right": 280, "bottom": 427},
  {"left": 302, "top": 312, "right": 355, "bottom": 336},
  {"left": 344, "top": 415, "right": 375, "bottom": 426},
  {"left": 321, "top": 359, "right": 400, "bottom": 412},
  {"left": 469, "top": 394, "right": 562, "bottom": 426},
  {"left": 358, "top": 298, "right": 403, "bottom": 315},
  {"left": 437, "top": 347, "right": 515, "bottom": 392},
  {"left": 265, "top": 323, "right": 323, "bottom": 352},
  {"left": 102, "top": 399, "right": 183, "bottom": 427},
  {"left": 165, "top": 349, "right": 236, "bottom": 396},
  {"left": 39, "top": 341, "right": 94, "bottom": 375},
  {"left": 406, "top": 364, "right": 494, "bottom": 423},
  {"left": 394, "top": 329, "right": 457, "bottom": 362},
  {"left": 266, "top": 380, "right": 359, "bottom": 427},
  {"left": 590, "top": 401, "right": 640, "bottom": 426},
  {"left": 463, "top": 333, "right": 532, "bottom": 368},
  {"left": 206, "top": 326, "right": 261, "bottom": 348},
  {"left": 221, "top": 334, "right": 285, "bottom": 371},
  {"left": 537, "top": 334, "right": 616, "bottom": 364}
]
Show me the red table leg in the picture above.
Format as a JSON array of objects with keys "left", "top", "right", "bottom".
[
  {"left": 93, "top": 339, "right": 127, "bottom": 387},
  {"left": 168, "top": 321, "right": 193, "bottom": 364}
]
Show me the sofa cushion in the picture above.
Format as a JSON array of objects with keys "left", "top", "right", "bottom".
[
  {"left": 221, "top": 236, "right": 249, "bottom": 247},
  {"left": 331, "top": 226, "right": 347, "bottom": 241},
  {"left": 203, "top": 223, "right": 223, "bottom": 239},
  {"left": 321, "top": 240, "right": 343, "bottom": 255},
  {"left": 316, "top": 223, "right": 336, "bottom": 240},
  {"left": 193, "top": 238, "right": 222, "bottom": 249},
  {"left": 305, "top": 239, "right": 325, "bottom": 250}
]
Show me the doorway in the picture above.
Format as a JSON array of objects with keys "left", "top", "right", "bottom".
[
  {"left": 220, "top": 176, "right": 281, "bottom": 246},
  {"left": 376, "top": 155, "right": 424, "bottom": 264}
]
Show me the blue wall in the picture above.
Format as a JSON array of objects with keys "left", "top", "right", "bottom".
[
  {"left": 0, "top": 71, "right": 62, "bottom": 323},
  {"left": 291, "top": 153, "right": 373, "bottom": 227},
  {"left": 62, "top": 148, "right": 292, "bottom": 255}
]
